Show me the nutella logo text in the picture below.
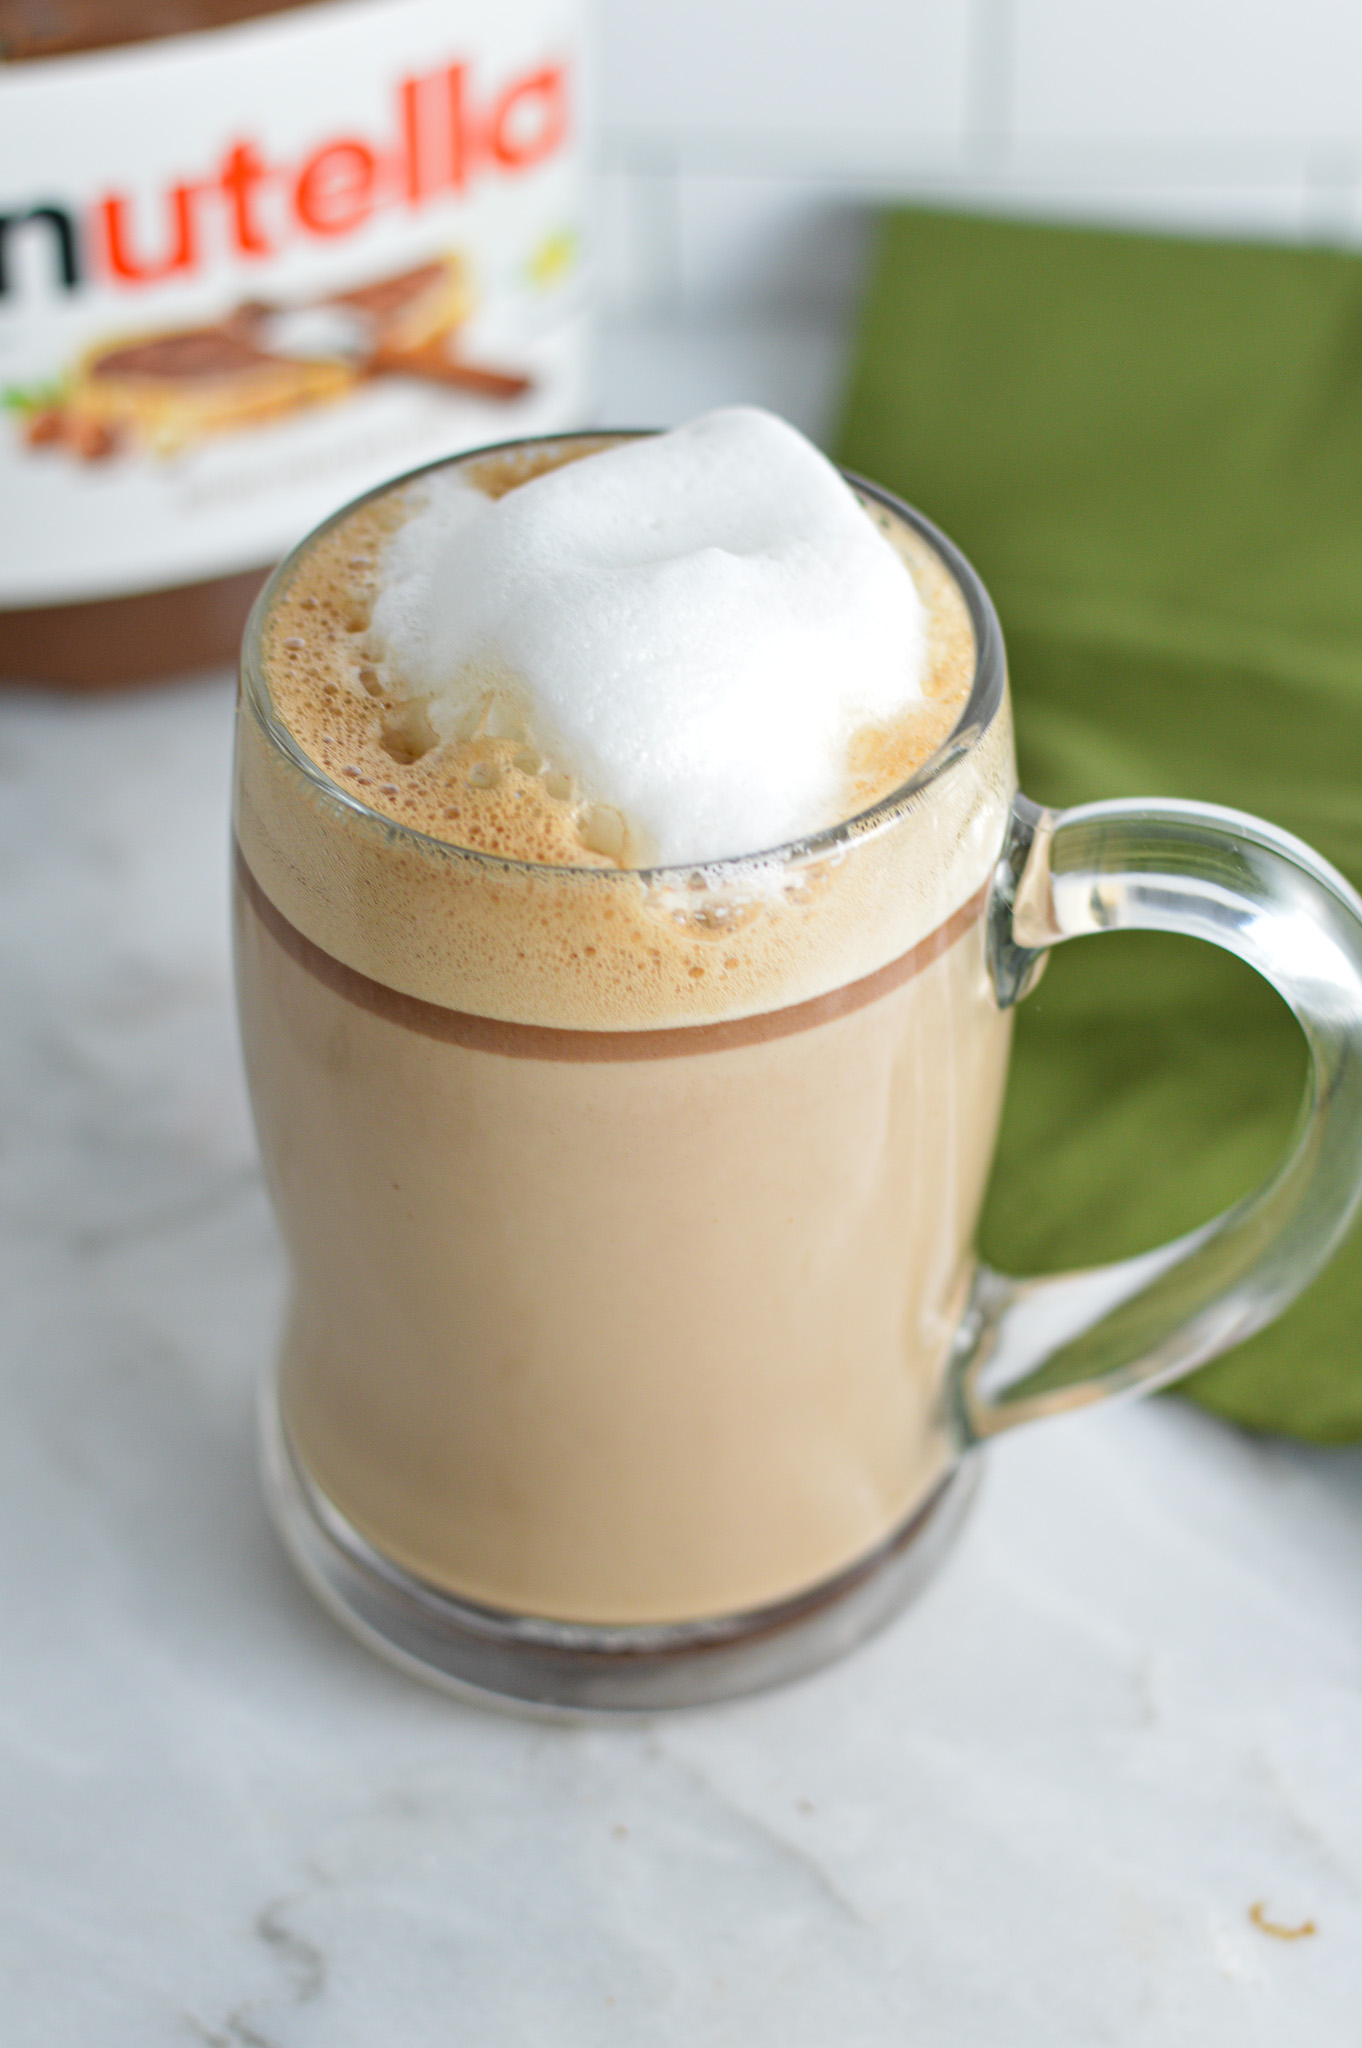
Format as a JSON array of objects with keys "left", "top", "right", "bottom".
[{"left": 0, "top": 56, "right": 570, "bottom": 303}]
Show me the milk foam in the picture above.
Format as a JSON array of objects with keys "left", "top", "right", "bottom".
[
  {"left": 367, "top": 408, "right": 929, "bottom": 866},
  {"left": 252, "top": 426, "right": 1002, "bottom": 1030}
]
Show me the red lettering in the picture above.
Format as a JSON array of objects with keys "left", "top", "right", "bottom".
[
  {"left": 99, "top": 184, "right": 199, "bottom": 284},
  {"left": 488, "top": 66, "right": 568, "bottom": 171},
  {"left": 399, "top": 76, "right": 425, "bottom": 206},
  {"left": 220, "top": 142, "right": 273, "bottom": 257},
  {"left": 82, "top": 53, "right": 570, "bottom": 297},
  {"left": 295, "top": 141, "right": 377, "bottom": 236},
  {"left": 446, "top": 64, "right": 473, "bottom": 192}
]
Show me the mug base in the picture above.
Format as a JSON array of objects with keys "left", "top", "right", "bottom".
[{"left": 259, "top": 1386, "right": 980, "bottom": 1713}]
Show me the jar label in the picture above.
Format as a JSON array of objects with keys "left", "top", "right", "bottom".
[{"left": 0, "top": 0, "right": 589, "bottom": 606}]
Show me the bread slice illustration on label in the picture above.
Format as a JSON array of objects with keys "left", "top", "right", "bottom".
[{"left": 18, "top": 254, "right": 532, "bottom": 463}]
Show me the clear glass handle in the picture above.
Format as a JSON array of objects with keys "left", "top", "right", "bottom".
[{"left": 950, "top": 793, "right": 1362, "bottom": 1443}]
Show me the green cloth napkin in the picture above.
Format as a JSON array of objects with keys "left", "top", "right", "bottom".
[{"left": 836, "top": 207, "right": 1362, "bottom": 1440}]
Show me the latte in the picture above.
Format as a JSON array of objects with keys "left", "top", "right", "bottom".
[{"left": 234, "top": 415, "right": 1016, "bottom": 1624}]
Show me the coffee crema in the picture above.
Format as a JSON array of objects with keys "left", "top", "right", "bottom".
[{"left": 238, "top": 433, "right": 1013, "bottom": 1033}]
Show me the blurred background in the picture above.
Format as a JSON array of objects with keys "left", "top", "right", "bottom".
[{"left": 595, "top": 0, "right": 1362, "bottom": 436}]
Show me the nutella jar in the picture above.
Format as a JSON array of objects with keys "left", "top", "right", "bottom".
[{"left": 0, "top": 0, "right": 590, "bottom": 685}]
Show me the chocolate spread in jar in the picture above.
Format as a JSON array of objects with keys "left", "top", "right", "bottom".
[
  {"left": 0, "top": 0, "right": 299, "bottom": 684},
  {"left": 0, "top": 0, "right": 589, "bottom": 686}
]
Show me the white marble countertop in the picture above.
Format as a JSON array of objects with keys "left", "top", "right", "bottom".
[{"left": 3, "top": 321, "right": 1362, "bottom": 2045}]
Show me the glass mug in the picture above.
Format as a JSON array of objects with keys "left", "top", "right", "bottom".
[{"left": 233, "top": 433, "right": 1362, "bottom": 1710}]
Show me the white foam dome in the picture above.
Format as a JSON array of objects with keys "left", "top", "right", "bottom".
[{"left": 368, "top": 407, "right": 928, "bottom": 866}]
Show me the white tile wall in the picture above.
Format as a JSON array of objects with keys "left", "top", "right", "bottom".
[
  {"left": 591, "top": 0, "right": 1362, "bottom": 322},
  {"left": 598, "top": 169, "right": 876, "bottom": 319},
  {"left": 1013, "top": 0, "right": 1362, "bottom": 145},
  {"left": 597, "top": 0, "right": 975, "bottom": 145},
  {"left": 675, "top": 178, "right": 872, "bottom": 317},
  {"left": 936, "top": 171, "right": 1315, "bottom": 242}
]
